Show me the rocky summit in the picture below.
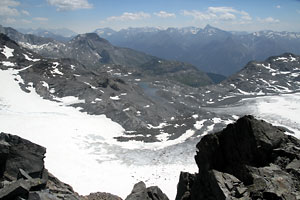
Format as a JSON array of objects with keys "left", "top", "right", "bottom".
[{"left": 176, "top": 115, "right": 300, "bottom": 200}]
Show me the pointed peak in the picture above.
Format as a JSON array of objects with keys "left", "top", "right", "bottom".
[
  {"left": 72, "top": 33, "right": 110, "bottom": 44},
  {"left": 204, "top": 24, "right": 215, "bottom": 30}
]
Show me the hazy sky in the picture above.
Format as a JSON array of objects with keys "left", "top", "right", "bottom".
[{"left": 1, "top": 0, "right": 300, "bottom": 33}]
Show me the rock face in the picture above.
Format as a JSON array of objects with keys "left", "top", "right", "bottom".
[
  {"left": 125, "top": 181, "right": 169, "bottom": 200},
  {"left": 176, "top": 115, "right": 300, "bottom": 200},
  {"left": 0, "top": 132, "right": 83, "bottom": 199}
]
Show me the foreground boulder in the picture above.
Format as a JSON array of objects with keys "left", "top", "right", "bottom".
[
  {"left": 0, "top": 133, "right": 84, "bottom": 199},
  {"left": 176, "top": 115, "right": 300, "bottom": 200},
  {"left": 125, "top": 181, "right": 169, "bottom": 200}
]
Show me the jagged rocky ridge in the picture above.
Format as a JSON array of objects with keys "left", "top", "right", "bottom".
[
  {"left": 176, "top": 115, "right": 300, "bottom": 200},
  {"left": 1, "top": 115, "right": 299, "bottom": 200}
]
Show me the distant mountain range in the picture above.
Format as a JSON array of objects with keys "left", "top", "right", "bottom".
[
  {"left": 94, "top": 25, "right": 300, "bottom": 76},
  {"left": 17, "top": 27, "right": 77, "bottom": 42}
]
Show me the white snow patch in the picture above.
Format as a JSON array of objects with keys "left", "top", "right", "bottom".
[
  {"left": 212, "top": 117, "right": 222, "bottom": 123},
  {"left": 49, "top": 88, "right": 55, "bottom": 93},
  {"left": 23, "top": 54, "right": 40, "bottom": 62},
  {"left": 41, "top": 81, "right": 49, "bottom": 89},
  {"left": 275, "top": 57, "right": 288, "bottom": 61},
  {"left": 194, "top": 119, "right": 206, "bottom": 130},
  {"left": 110, "top": 96, "right": 120, "bottom": 100},
  {"left": 1, "top": 46, "right": 14, "bottom": 59},
  {"left": 51, "top": 62, "right": 63, "bottom": 76},
  {"left": 148, "top": 122, "right": 168, "bottom": 129},
  {"left": 192, "top": 114, "right": 198, "bottom": 119},
  {"left": 53, "top": 96, "right": 85, "bottom": 106},
  {"left": 52, "top": 68, "right": 63, "bottom": 76},
  {"left": 237, "top": 89, "right": 251, "bottom": 95},
  {"left": 156, "top": 132, "right": 169, "bottom": 142},
  {"left": 1, "top": 61, "right": 15, "bottom": 67},
  {"left": 123, "top": 107, "right": 130, "bottom": 111},
  {"left": 84, "top": 82, "right": 97, "bottom": 89}
]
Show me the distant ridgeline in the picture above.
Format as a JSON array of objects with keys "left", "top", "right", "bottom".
[{"left": 95, "top": 25, "right": 300, "bottom": 76}]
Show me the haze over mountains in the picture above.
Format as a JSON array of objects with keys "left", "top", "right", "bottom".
[
  {"left": 17, "top": 27, "right": 77, "bottom": 42},
  {"left": 95, "top": 25, "right": 300, "bottom": 76}
]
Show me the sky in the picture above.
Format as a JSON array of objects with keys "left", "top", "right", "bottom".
[{"left": 0, "top": 0, "right": 300, "bottom": 34}]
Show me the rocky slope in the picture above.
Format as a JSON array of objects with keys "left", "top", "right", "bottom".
[
  {"left": 176, "top": 115, "right": 300, "bottom": 200},
  {"left": 144, "top": 53, "right": 300, "bottom": 109}
]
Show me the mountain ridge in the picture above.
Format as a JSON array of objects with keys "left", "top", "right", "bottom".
[{"left": 94, "top": 25, "right": 300, "bottom": 75}]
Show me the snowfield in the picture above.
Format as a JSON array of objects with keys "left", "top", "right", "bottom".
[{"left": 0, "top": 68, "right": 197, "bottom": 199}]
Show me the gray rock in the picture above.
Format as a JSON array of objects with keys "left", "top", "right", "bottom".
[
  {"left": 125, "top": 181, "right": 169, "bottom": 200},
  {"left": 175, "top": 172, "right": 195, "bottom": 200},
  {"left": 176, "top": 115, "right": 300, "bottom": 200},
  {"left": 28, "top": 191, "right": 59, "bottom": 200},
  {"left": 0, "top": 133, "right": 46, "bottom": 180},
  {"left": 81, "top": 192, "right": 122, "bottom": 200},
  {"left": 0, "top": 179, "right": 30, "bottom": 200}
]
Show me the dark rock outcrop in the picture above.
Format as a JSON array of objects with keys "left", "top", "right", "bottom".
[
  {"left": 125, "top": 181, "right": 169, "bottom": 200},
  {"left": 176, "top": 115, "right": 300, "bottom": 200},
  {"left": 0, "top": 132, "right": 81, "bottom": 200}
]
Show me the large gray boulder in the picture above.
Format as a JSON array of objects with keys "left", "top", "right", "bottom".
[
  {"left": 0, "top": 132, "right": 81, "bottom": 200},
  {"left": 176, "top": 115, "right": 300, "bottom": 200},
  {"left": 125, "top": 181, "right": 169, "bottom": 200}
]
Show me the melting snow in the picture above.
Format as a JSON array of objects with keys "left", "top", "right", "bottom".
[
  {"left": 123, "top": 107, "right": 130, "bottom": 111},
  {"left": 1, "top": 46, "right": 14, "bottom": 59},
  {"left": 53, "top": 96, "right": 85, "bottom": 106},
  {"left": 194, "top": 120, "right": 206, "bottom": 130},
  {"left": 110, "top": 96, "right": 120, "bottom": 100},
  {"left": 41, "top": 81, "right": 49, "bottom": 89},
  {"left": 23, "top": 54, "right": 40, "bottom": 62},
  {"left": 1, "top": 61, "right": 15, "bottom": 67}
]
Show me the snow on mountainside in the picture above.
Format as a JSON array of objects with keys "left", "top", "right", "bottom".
[{"left": 252, "top": 30, "right": 300, "bottom": 40}]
